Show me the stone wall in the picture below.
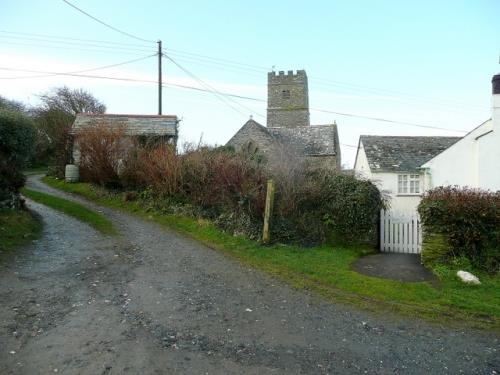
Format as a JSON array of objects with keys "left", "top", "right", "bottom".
[
  {"left": 267, "top": 110, "right": 310, "bottom": 130},
  {"left": 267, "top": 70, "right": 310, "bottom": 128},
  {"left": 305, "top": 155, "right": 339, "bottom": 172},
  {"left": 226, "top": 121, "right": 279, "bottom": 159},
  {"left": 0, "top": 192, "right": 22, "bottom": 210}
]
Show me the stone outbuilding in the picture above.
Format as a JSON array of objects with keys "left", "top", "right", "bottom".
[
  {"left": 226, "top": 70, "right": 341, "bottom": 171},
  {"left": 70, "top": 113, "right": 179, "bottom": 165}
]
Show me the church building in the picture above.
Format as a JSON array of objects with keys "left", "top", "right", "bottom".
[{"left": 226, "top": 70, "right": 341, "bottom": 171}]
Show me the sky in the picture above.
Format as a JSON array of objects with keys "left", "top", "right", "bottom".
[{"left": 1, "top": 0, "right": 499, "bottom": 167}]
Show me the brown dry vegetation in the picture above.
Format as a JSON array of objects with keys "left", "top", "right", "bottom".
[{"left": 75, "top": 125, "right": 383, "bottom": 245}]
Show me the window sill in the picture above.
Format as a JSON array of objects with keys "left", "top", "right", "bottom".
[{"left": 396, "top": 194, "right": 422, "bottom": 197}]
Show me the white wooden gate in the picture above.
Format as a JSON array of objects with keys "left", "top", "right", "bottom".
[{"left": 380, "top": 210, "right": 422, "bottom": 254}]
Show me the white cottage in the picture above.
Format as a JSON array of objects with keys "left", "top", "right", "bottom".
[
  {"left": 421, "top": 74, "right": 500, "bottom": 191},
  {"left": 354, "top": 135, "right": 460, "bottom": 213}
]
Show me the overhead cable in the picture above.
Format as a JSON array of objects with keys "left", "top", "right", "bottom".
[
  {"left": 0, "top": 66, "right": 469, "bottom": 133},
  {"left": 61, "top": 0, "right": 154, "bottom": 43}
]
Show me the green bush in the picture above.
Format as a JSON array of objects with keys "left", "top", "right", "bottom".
[
  {"left": 272, "top": 172, "right": 384, "bottom": 246},
  {"left": 0, "top": 109, "right": 35, "bottom": 206},
  {"left": 418, "top": 186, "right": 500, "bottom": 273},
  {"left": 421, "top": 232, "right": 452, "bottom": 267}
]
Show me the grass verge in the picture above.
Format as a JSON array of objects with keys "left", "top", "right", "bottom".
[
  {"left": 22, "top": 187, "right": 116, "bottom": 235},
  {"left": 23, "top": 166, "right": 48, "bottom": 176},
  {"left": 0, "top": 209, "right": 43, "bottom": 254},
  {"left": 43, "top": 176, "right": 500, "bottom": 330}
]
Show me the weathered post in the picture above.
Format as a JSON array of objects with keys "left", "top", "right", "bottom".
[{"left": 262, "top": 179, "right": 275, "bottom": 243}]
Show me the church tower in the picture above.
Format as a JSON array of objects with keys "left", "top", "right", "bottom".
[{"left": 267, "top": 70, "right": 310, "bottom": 128}]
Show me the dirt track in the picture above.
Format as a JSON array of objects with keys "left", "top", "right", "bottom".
[{"left": 0, "top": 175, "right": 498, "bottom": 374}]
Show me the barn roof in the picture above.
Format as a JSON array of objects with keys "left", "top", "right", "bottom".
[
  {"left": 360, "top": 135, "right": 461, "bottom": 172},
  {"left": 72, "top": 113, "right": 178, "bottom": 136}
]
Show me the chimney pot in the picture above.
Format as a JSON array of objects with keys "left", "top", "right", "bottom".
[{"left": 493, "top": 74, "right": 500, "bottom": 95}]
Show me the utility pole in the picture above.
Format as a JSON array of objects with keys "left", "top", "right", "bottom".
[{"left": 158, "top": 40, "right": 162, "bottom": 115}]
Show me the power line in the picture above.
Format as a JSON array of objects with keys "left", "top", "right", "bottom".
[
  {"left": 309, "top": 108, "right": 469, "bottom": 133},
  {"left": 0, "top": 67, "right": 158, "bottom": 84},
  {"left": 0, "top": 30, "right": 151, "bottom": 48},
  {"left": 61, "top": 0, "right": 154, "bottom": 43},
  {"left": 163, "top": 53, "right": 264, "bottom": 118},
  {"left": 0, "top": 66, "right": 470, "bottom": 133},
  {"left": 0, "top": 40, "right": 151, "bottom": 56},
  {"left": 0, "top": 30, "right": 486, "bottom": 112},
  {"left": 0, "top": 35, "right": 153, "bottom": 53},
  {"left": 340, "top": 143, "right": 358, "bottom": 148},
  {"left": 309, "top": 78, "right": 487, "bottom": 112},
  {"left": 166, "top": 48, "right": 268, "bottom": 72},
  {"left": 0, "top": 54, "right": 156, "bottom": 80}
]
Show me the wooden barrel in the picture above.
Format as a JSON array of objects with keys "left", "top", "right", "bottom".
[{"left": 65, "top": 164, "right": 79, "bottom": 183}]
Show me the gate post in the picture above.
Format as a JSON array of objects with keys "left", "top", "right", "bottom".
[{"left": 262, "top": 179, "right": 275, "bottom": 244}]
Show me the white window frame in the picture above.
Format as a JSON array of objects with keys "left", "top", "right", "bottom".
[{"left": 398, "top": 173, "right": 421, "bottom": 195}]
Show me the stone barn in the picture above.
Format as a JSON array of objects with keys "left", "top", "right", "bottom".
[
  {"left": 227, "top": 70, "right": 341, "bottom": 171},
  {"left": 70, "top": 113, "right": 179, "bottom": 165}
]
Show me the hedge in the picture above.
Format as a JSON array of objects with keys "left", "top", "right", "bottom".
[{"left": 418, "top": 186, "right": 500, "bottom": 274}]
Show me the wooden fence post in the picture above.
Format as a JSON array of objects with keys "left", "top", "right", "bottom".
[{"left": 262, "top": 179, "right": 275, "bottom": 243}]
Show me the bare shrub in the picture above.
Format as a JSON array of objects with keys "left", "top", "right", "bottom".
[
  {"left": 135, "top": 145, "right": 182, "bottom": 198},
  {"left": 76, "top": 122, "right": 128, "bottom": 187}
]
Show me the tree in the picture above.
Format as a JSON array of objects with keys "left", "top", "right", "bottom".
[
  {"left": 34, "top": 86, "right": 106, "bottom": 176},
  {"left": 38, "top": 86, "right": 106, "bottom": 116},
  {"left": 0, "top": 96, "right": 26, "bottom": 112},
  {"left": 0, "top": 108, "right": 35, "bottom": 208}
]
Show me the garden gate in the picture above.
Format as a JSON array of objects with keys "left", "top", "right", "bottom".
[{"left": 380, "top": 210, "right": 422, "bottom": 254}]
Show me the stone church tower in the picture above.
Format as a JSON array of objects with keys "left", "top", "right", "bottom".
[
  {"left": 227, "top": 69, "right": 341, "bottom": 171},
  {"left": 267, "top": 70, "right": 310, "bottom": 128}
]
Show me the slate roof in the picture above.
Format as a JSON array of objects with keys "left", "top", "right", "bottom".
[
  {"left": 360, "top": 135, "right": 461, "bottom": 172},
  {"left": 268, "top": 124, "right": 338, "bottom": 156},
  {"left": 72, "top": 114, "right": 178, "bottom": 136}
]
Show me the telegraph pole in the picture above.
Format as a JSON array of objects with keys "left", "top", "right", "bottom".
[{"left": 158, "top": 40, "right": 162, "bottom": 115}]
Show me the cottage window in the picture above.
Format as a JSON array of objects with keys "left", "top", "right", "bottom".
[
  {"left": 398, "top": 174, "right": 420, "bottom": 194},
  {"left": 282, "top": 89, "right": 290, "bottom": 99}
]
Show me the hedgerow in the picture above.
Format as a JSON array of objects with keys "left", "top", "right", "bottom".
[
  {"left": 75, "top": 127, "right": 384, "bottom": 246},
  {"left": 418, "top": 186, "right": 500, "bottom": 274},
  {"left": 0, "top": 109, "right": 35, "bottom": 208}
]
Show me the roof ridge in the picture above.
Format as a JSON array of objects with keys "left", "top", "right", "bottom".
[{"left": 76, "top": 113, "right": 177, "bottom": 118}]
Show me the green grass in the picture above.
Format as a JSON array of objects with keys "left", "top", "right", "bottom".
[
  {"left": 22, "top": 187, "right": 116, "bottom": 235},
  {"left": 23, "top": 166, "right": 48, "bottom": 176},
  {"left": 42, "top": 176, "right": 500, "bottom": 330},
  {"left": 0, "top": 209, "right": 43, "bottom": 254}
]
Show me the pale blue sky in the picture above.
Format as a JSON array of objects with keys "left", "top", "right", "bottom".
[{"left": 1, "top": 0, "right": 499, "bottom": 166}]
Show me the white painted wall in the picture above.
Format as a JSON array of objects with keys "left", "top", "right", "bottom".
[
  {"left": 353, "top": 142, "right": 372, "bottom": 179},
  {"left": 422, "top": 91, "right": 500, "bottom": 192},
  {"left": 354, "top": 141, "right": 422, "bottom": 214},
  {"left": 370, "top": 172, "right": 422, "bottom": 213}
]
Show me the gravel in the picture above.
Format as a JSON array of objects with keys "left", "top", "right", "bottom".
[{"left": 0, "top": 175, "right": 497, "bottom": 374}]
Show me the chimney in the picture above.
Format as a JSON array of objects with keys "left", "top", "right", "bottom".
[{"left": 492, "top": 74, "right": 500, "bottom": 127}]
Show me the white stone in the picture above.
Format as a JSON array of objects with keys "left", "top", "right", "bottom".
[{"left": 457, "top": 270, "right": 481, "bottom": 285}]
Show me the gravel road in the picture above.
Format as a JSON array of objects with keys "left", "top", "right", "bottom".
[{"left": 0, "top": 175, "right": 498, "bottom": 374}]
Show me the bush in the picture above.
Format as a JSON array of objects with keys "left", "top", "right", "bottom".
[
  {"left": 418, "top": 186, "right": 500, "bottom": 273},
  {"left": 420, "top": 232, "right": 452, "bottom": 267},
  {"left": 76, "top": 123, "right": 128, "bottom": 188},
  {"left": 133, "top": 144, "right": 267, "bottom": 223},
  {"left": 31, "top": 108, "right": 74, "bottom": 175},
  {"left": 0, "top": 109, "right": 35, "bottom": 208},
  {"left": 272, "top": 171, "right": 384, "bottom": 245},
  {"left": 75, "top": 132, "right": 384, "bottom": 246}
]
